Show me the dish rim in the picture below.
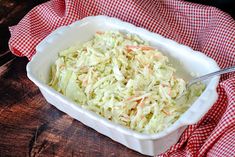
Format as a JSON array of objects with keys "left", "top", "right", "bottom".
[{"left": 26, "top": 15, "right": 220, "bottom": 140}]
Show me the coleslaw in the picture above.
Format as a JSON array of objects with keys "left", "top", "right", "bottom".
[{"left": 48, "top": 31, "right": 205, "bottom": 134}]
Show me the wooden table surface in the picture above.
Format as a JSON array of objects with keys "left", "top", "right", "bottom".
[
  {"left": 0, "top": 58, "right": 146, "bottom": 157},
  {"left": 0, "top": 1, "right": 145, "bottom": 157}
]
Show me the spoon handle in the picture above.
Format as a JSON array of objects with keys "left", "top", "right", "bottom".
[{"left": 188, "top": 66, "right": 235, "bottom": 87}]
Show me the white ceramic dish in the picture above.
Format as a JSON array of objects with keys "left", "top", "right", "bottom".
[{"left": 26, "top": 15, "right": 220, "bottom": 156}]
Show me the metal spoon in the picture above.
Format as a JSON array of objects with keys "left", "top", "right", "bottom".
[{"left": 177, "top": 65, "right": 235, "bottom": 99}]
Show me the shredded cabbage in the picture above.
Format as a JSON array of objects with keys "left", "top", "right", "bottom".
[{"left": 49, "top": 31, "right": 205, "bottom": 134}]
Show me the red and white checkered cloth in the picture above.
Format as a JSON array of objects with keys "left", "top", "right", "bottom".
[{"left": 9, "top": 0, "right": 235, "bottom": 156}]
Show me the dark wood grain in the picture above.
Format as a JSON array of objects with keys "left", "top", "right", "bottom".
[{"left": 0, "top": 58, "right": 146, "bottom": 157}]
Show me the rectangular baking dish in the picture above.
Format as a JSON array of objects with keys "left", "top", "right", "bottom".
[{"left": 26, "top": 15, "right": 220, "bottom": 156}]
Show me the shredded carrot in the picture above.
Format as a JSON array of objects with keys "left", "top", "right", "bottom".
[
  {"left": 82, "top": 79, "right": 88, "bottom": 87},
  {"left": 136, "top": 99, "right": 141, "bottom": 104},
  {"left": 168, "top": 88, "right": 172, "bottom": 96},
  {"left": 140, "top": 46, "right": 155, "bottom": 51},
  {"left": 138, "top": 97, "right": 145, "bottom": 107},
  {"left": 141, "top": 115, "right": 145, "bottom": 120},
  {"left": 153, "top": 54, "right": 162, "bottom": 59},
  {"left": 96, "top": 31, "right": 104, "bottom": 35},
  {"left": 125, "top": 96, "right": 138, "bottom": 101},
  {"left": 126, "top": 45, "right": 138, "bottom": 49},
  {"left": 126, "top": 45, "right": 137, "bottom": 52},
  {"left": 139, "top": 102, "right": 145, "bottom": 108},
  {"left": 145, "top": 64, "right": 150, "bottom": 68},
  {"left": 126, "top": 45, "right": 155, "bottom": 52},
  {"left": 162, "top": 109, "right": 170, "bottom": 115},
  {"left": 162, "top": 84, "right": 172, "bottom": 96}
]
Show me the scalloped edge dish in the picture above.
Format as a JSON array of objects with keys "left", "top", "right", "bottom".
[{"left": 26, "top": 15, "right": 220, "bottom": 156}]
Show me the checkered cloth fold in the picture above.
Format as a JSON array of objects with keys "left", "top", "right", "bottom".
[{"left": 8, "top": 0, "right": 235, "bottom": 156}]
